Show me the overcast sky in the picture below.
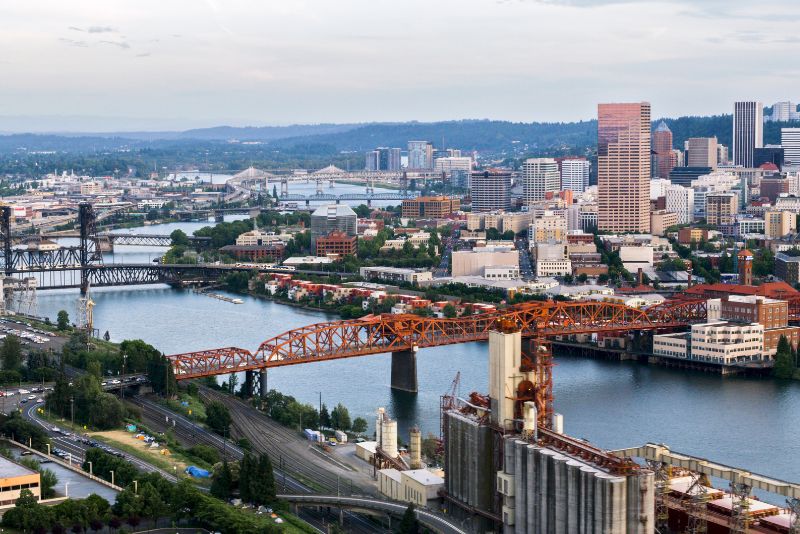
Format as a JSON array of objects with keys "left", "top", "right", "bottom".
[{"left": 1, "top": 0, "right": 799, "bottom": 131}]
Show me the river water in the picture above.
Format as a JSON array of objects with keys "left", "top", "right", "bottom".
[{"left": 31, "top": 205, "right": 800, "bottom": 488}]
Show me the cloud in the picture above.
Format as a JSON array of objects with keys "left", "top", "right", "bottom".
[
  {"left": 99, "top": 40, "right": 131, "bottom": 49},
  {"left": 58, "top": 38, "right": 88, "bottom": 47},
  {"left": 87, "top": 26, "right": 117, "bottom": 34},
  {"left": 68, "top": 26, "right": 84, "bottom": 32},
  {"left": 136, "top": 53, "right": 151, "bottom": 58}
]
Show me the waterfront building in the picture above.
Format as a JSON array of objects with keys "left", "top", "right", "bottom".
[
  {"left": 597, "top": 102, "right": 651, "bottom": 233},
  {"left": 433, "top": 156, "right": 472, "bottom": 177},
  {"left": 0, "top": 456, "right": 41, "bottom": 505}
]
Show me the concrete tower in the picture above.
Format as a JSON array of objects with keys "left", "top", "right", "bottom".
[{"left": 598, "top": 102, "right": 652, "bottom": 233}]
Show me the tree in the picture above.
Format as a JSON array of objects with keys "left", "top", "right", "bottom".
[
  {"left": 57, "top": 310, "right": 70, "bottom": 330},
  {"left": 319, "top": 403, "right": 331, "bottom": 429},
  {"left": 773, "top": 335, "right": 795, "bottom": 379},
  {"left": 442, "top": 303, "right": 457, "bottom": 318},
  {"left": 210, "top": 460, "right": 232, "bottom": 499},
  {"left": 397, "top": 503, "right": 420, "bottom": 534},
  {"left": 352, "top": 417, "right": 368, "bottom": 434},
  {"left": 272, "top": 185, "right": 278, "bottom": 200},
  {"left": 205, "top": 401, "right": 232, "bottom": 436},
  {"left": 20, "top": 457, "right": 58, "bottom": 498},
  {"left": 254, "top": 454, "right": 276, "bottom": 505},
  {"left": 0, "top": 334, "right": 22, "bottom": 370},
  {"left": 170, "top": 229, "right": 190, "bottom": 247},
  {"left": 330, "top": 403, "right": 351, "bottom": 431}
]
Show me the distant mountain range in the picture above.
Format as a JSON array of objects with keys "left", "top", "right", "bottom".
[{"left": 1, "top": 116, "right": 797, "bottom": 156}]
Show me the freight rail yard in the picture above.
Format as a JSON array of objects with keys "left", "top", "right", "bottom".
[{"left": 162, "top": 290, "right": 800, "bottom": 534}]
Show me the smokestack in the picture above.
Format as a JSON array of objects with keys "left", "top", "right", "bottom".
[
  {"left": 637, "top": 268, "right": 644, "bottom": 286},
  {"left": 409, "top": 427, "right": 422, "bottom": 469}
]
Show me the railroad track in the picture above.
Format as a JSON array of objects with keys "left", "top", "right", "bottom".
[
  {"left": 198, "top": 387, "right": 376, "bottom": 496},
  {"left": 131, "top": 396, "right": 382, "bottom": 533}
]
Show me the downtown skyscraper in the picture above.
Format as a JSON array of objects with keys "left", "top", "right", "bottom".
[
  {"left": 597, "top": 102, "right": 651, "bottom": 233},
  {"left": 651, "top": 121, "right": 674, "bottom": 179},
  {"left": 733, "top": 101, "right": 763, "bottom": 167}
]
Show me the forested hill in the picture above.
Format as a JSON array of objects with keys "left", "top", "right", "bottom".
[{"left": 269, "top": 116, "right": 796, "bottom": 154}]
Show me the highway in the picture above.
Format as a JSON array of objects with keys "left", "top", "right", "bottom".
[
  {"left": 281, "top": 494, "right": 468, "bottom": 534},
  {"left": 20, "top": 400, "right": 178, "bottom": 483}
]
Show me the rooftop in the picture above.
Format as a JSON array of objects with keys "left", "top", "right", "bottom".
[
  {"left": 0, "top": 456, "right": 38, "bottom": 479},
  {"left": 402, "top": 468, "right": 444, "bottom": 486},
  {"left": 311, "top": 204, "right": 357, "bottom": 218}
]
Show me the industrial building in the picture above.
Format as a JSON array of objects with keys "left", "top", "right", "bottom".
[{"left": 442, "top": 323, "right": 656, "bottom": 533}]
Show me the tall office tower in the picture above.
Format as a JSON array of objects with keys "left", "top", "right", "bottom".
[
  {"left": 652, "top": 121, "right": 674, "bottom": 178},
  {"left": 522, "top": 158, "right": 560, "bottom": 204},
  {"left": 365, "top": 150, "right": 379, "bottom": 171},
  {"left": 560, "top": 158, "right": 591, "bottom": 193},
  {"left": 733, "top": 101, "right": 763, "bottom": 167},
  {"left": 388, "top": 148, "right": 402, "bottom": 171},
  {"left": 686, "top": 137, "right": 718, "bottom": 168},
  {"left": 470, "top": 170, "right": 511, "bottom": 212},
  {"left": 408, "top": 141, "right": 433, "bottom": 170},
  {"left": 597, "top": 102, "right": 651, "bottom": 233},
  {"left": 782, "top": 128, "right": 800, "bottom": 166}
]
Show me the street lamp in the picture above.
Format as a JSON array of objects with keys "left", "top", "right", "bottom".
[
  {"left": 110, "top": 470, "right": 115, "bottom": 486},
  {"left": 70, "top": 396, "right": 74, "bottom": 428},
  {"left": 65, "top": 482, "right": 70, "bottom": 498},
  {"left": 133, "top": 480, "right": 138, "bottom": 494},
  {"left": 87, "top": 461, "right": 93, "bottom": 476}
]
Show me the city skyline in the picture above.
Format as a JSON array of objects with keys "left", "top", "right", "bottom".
[{"left": 2, "top": 0, "right": 800, "bottom": 131}]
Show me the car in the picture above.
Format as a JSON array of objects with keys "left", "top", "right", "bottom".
[
  {"left": 27, "top": 395, "right": 36, "bottom": 400},
  {"left": 18, "top": 389, "right": 29, "bottom": 395}
]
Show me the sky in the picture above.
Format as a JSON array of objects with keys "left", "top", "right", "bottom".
[{"left": 1, "top": 0, "right": 799, "bottom": 131}]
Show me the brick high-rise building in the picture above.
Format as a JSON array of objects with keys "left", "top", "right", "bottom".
[
  {"left": 652, "top": 121, "right": 674, "bottom": 179},
  {"left": 597, "top": 102, "right": 651, "bottom": 233}
]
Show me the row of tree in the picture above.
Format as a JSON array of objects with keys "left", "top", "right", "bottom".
[{"left": 211, "top": 452, "right": 276, "bottom": 505}]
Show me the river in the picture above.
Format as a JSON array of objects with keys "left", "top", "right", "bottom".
[{"left": 31, "top": 218, "right": 800, "bottom": 489}]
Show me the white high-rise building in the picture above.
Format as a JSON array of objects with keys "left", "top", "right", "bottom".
[
  {"left": 665, "top": 184, "right": 695, "bottom": 225},
  {"left": 650, "top": 178, "right": 671, "bottom": 200},
  {"left": 560, "top": 158, "right": 590, "bottom": 193},
  {"left": 522, "top": 158, "right": 560, "bottom": 205},
  {"left": 733, "top": 101, "right": 763, "bottom": 167},
  {"left": 782, "top": 128, "right": 800, "bottom": 167},
  {"left": 433, "top": 156, "right": 472, "bottom": 175},
  {"left": 770, "top": 101, "right": 799, "bottom": 122}
]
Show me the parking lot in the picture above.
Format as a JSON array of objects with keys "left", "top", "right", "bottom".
[{"left": 0, "top": 318, "right": 67, "bottom": 353}]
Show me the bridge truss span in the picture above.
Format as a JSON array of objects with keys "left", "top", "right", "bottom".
[{"left": 168, "top": 299, "right": 708, "bottom": 380}]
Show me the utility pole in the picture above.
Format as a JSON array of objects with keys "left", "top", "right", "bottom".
[{"left": 70, "top": 395, "right": 74, "bottom": 428}]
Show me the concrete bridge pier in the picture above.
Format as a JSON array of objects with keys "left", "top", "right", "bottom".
[
  {"left": 390, "top": 347, "right": 418, "bottom": 393},
  {"left": 244, "top": 370, "right": 254, "bottom": 397},
  {"left": 259, "top": 369, "right": 269, "bottom": 399}
]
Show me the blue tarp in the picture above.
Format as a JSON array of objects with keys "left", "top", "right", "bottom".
[{"left": 185, "top": 466, "right": 211, "bottom": 478}]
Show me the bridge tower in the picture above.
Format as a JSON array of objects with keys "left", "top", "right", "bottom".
[
  {"left": 315, "top": 178, "right": 323, "bottom": 195},
  {"left": 280, "top": 177, "right": 288, "bottom": 197},
  {"left": 366, "top": 177, "right": 375, "bottom": 195},
  {"left": 0, "top": 206, "right": 11, "bottom": 276},
  {"left": 78, "top": 203, "right": 103, "bottom": 296}
]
